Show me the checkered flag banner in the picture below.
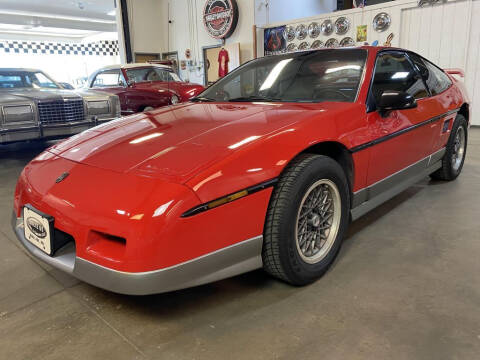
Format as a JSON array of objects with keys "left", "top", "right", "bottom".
[{"left": 0, "top": 40, "right": 119, "bottom": 56}]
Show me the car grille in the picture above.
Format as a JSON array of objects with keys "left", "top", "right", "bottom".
[{"left": 38, "top": 99, "right": 85, "bottom": 124}]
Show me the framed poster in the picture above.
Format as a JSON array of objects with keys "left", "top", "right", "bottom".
[
  {"left": 264, "top": 25, "right": 286, "bottom": 56},
  {"left": 356, "top": 25, "right": 367, "bottom": 42}
]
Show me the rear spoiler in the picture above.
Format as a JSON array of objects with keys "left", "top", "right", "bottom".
[{"left": 444, "top": 68, "right": 464, "bottom": 77}]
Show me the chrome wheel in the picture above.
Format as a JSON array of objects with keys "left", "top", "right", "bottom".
[
  {"left": 452, "top": 126, "right": 466, "bottom": 171},
  {"left": 295, "top": 179, "right": 342, "bottom": 264}
]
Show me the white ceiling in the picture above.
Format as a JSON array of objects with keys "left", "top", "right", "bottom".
[
  {"left": 0, "top": 0, "right": 116, "bottom": 21},
  {"left": 0, "top": 0, "right": 117, "bottom": 38}
]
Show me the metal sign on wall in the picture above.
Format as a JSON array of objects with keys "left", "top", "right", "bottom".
[{"left": 203, "top": 0, "right": 239, "bottom": 39}]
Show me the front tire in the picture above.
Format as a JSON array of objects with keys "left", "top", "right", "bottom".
[
  {"left": 430, "top": 114, "right": 468, "bottom": 181},
  {"left": 262, "top": 154, "right": 350, "bottom": 285}
]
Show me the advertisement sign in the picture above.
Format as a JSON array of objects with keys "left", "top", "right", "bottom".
[
  {"left": 203, "top": 0, "right": 239, "bottom": 39},
  {"left": 264, "top": 25, "right": 286, "bottom": 56}
]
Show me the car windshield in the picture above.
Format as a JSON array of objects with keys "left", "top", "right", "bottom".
[
  {"left": 125, "top": 67, "right": 181, "bottom": 83},
  {"left": 0, "top": 70, "right": 60, "bottom": 89},
  {"left": 198, "top": 49, "right": 367, "bottom": 103}
]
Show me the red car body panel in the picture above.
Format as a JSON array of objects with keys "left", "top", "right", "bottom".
[
  {"left": 89, "top": 65, "right": 204, "bottom": 115},
  {"left": 12, "top": 47, "right": 470, "bottom": 293},
  {"left": 14, "top": 151, "right": 271, "bottom": 272}
]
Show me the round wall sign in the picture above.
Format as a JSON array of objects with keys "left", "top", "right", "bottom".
[{"left": 203, "top": 0, "right": 239, "bottom": 39}]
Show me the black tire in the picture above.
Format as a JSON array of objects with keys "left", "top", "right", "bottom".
[
  {"left": 430, "top": 114, "right": 468, "bottom": 181},
  {"left": 262, "top": 154, "right": 350, "bottom": 285}
]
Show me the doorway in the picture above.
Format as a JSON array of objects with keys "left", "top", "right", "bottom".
[
  {"left": 203, "top": 45, "right": 222, "bottom": 87},
  {"left": 202, "top": 43, "right": 240, "bottom": 87}
]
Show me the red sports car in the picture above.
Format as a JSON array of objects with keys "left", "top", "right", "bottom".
[
  {"left": 87, "top": 63, "right": 204, "bottom": 115},
  {"left": 12, "top": 47, "right": 469, "bottom": 295}
]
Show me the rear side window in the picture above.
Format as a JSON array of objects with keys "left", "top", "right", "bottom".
[
  {"left": 409, "top": 53, "right": 452, "bottom": 96},
  {"left": 0, "top": 74, "right": 23, "bottom": 88},
  {"left": 371, "top": 52, "right": 428, "bottom": 103}
]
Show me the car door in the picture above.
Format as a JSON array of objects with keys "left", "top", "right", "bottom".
[
  {"left": 122, "top": 67, "right": 171, "bottom": 112},
  {"left": 90, "top": 69, "right": 129, "bottom": 113},
  {"left": 407, "top": 52, "right": 456, "bottom": 155},
  {"left": 365, "top": 50, "right": 439, "bottom": 186}
]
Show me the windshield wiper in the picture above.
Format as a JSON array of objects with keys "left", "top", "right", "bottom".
[
  {"left": 190, "top": 96, "right": 215, "bottom": 102},
  {"left": 228, "top": 95, "right": 282, "bottom": 102}
]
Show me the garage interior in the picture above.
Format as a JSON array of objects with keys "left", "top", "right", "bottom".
[{"left": 1, "top": 0, "right": 480, "bottom": 359}]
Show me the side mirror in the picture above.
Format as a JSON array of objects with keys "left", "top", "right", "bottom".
[
  {"left": 126, "top": 79, "right": 135, "bottom": 87},
  {"left": 377, "top": 90, "right": 417, "bottom": 115}
]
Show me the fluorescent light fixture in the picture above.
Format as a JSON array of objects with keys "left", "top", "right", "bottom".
[
  {"left": 391, "top": 72, "right": 409, "bottom": 79},
  {"left": 129, "top": 132, "right": 163, "bottom": 144},
  {"left": 0, "top": 24, "right": 101, "bottom": 38},
  {"left": 0, "top": 29, "right": 99, "bottom": 38},
  {"left": 228, "top": 136, "right": 260, "bottom": 149},
  {"left": 0, "top": 10, "right": 116, "bottom": 24},
  {"left": 260, "top": 59, "right": 293, "bottom": 91},
  {"left": 325, "top": 65, "right": 361, "bottom": 74}
]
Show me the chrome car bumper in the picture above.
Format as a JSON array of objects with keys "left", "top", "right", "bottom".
[
  {"left": 11, "top": 213, "right": 263, "bottom": 295},
  {"left": 0, "top": 118, "right": 115, "bottom": 144}
]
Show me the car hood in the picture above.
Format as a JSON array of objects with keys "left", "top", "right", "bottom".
[
  {"left": 47, "top": 102, "right": 343, "bottom": 183},
  {"left": 133, "top": 81, "right": 203, "bottom": 94},
  {"left": 0, "top": 88, "right": 108, "bottom": 102}
]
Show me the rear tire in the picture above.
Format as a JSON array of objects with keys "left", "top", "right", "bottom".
[
  {"left": 430, "top": 114, "right": 468, "bottom": 181},
  {"left": 143, "top": 106, "right": 155, "bottom": 112},
  {"left": 262, "top": 154, "right": 350, "bottom": 285}
]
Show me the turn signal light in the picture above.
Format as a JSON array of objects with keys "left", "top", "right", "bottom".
[{"left": 181, "top": 178, "right": 278, "bottom": 217}]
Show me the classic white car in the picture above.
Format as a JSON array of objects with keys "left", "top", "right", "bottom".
[{"left": 0, "top": 68, "right": 121, "bottom": 144}]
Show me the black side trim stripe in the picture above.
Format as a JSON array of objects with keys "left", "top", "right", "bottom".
[
  {"left": 350, "top": 108, "right": 460, "bottom": 153},
  {"left": 181, "top": 178, "right": 279, "bottom": 218}
]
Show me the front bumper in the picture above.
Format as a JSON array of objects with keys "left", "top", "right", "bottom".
[
  {"left": 11, "top": 213, "right": 262, "bottom": 295},
  {"left": 0, "top": 118, "right": 115, "bottom": 144}
]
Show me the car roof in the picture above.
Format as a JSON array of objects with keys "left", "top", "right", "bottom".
[
  {"left": 99, "top": 63, "right": 171, "bottom": 71},
  {"left": 292, "top": 45, "right": 405, "bottom": 53}
]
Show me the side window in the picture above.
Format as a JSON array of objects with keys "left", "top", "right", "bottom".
[
  {"left": 164, "top": 71, "right": 177, "bottom": 82},
  {"left": 158, "top": 70, "right": 170, "bottom": 82},
  {"left": 371, "top": 52, "right": 428, "bottom": 103},
  {"left": 409, "top": 53, "right": 452, "bottom": 96},
  {"left": 92, "top": 70, "right": 124, "bottom": 87}
]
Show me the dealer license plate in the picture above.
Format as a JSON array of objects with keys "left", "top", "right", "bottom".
[{"left": 23, "top": 205, "right": 54, "bottom": 255}]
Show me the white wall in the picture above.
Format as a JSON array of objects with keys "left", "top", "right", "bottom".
[
  {"left": 260, "top": 0, "right": 479, "bottom": 125},
  {"left": 0, "top": 38, "right": 120, "bottom": 86},
  {"left": 260, "top": 1, "right": 403, "bottom": 51},
  {"left": 127, "top": 0, "right": 165, "bottom": 56},
  {"left": 126, "top": 0, "right": 256, "bottom": 85},
  {"left": 255, "top": 0, "right": 337, "bottom": 26},
  {"left": 400, "top": 0, "right": 476, "bottom": 118}
]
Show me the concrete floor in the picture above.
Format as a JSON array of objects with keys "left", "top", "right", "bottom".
[{"left": 1, "top": 130, "right": 479, "bottom": 360}]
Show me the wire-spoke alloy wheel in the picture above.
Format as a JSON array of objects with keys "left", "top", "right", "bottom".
[
  {"left": 262, "top": 154, "right": 350, "bottom": 285},
  {"left": 430, "top": 114, "right": 468, "bottom": 181},
  {"left": 295, "top": 179, "right": 341, "bottom": 264},
  {"left": 451, "top": 126, "right": 466, "bottom": 172}
]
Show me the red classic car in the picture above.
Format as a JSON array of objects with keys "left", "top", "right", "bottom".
[
  {"left": 13, "top": 47, "right": 469, "bottom": 295},
  {"left": 87, "top": 63, "right": 204, "bottom": 115}
]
